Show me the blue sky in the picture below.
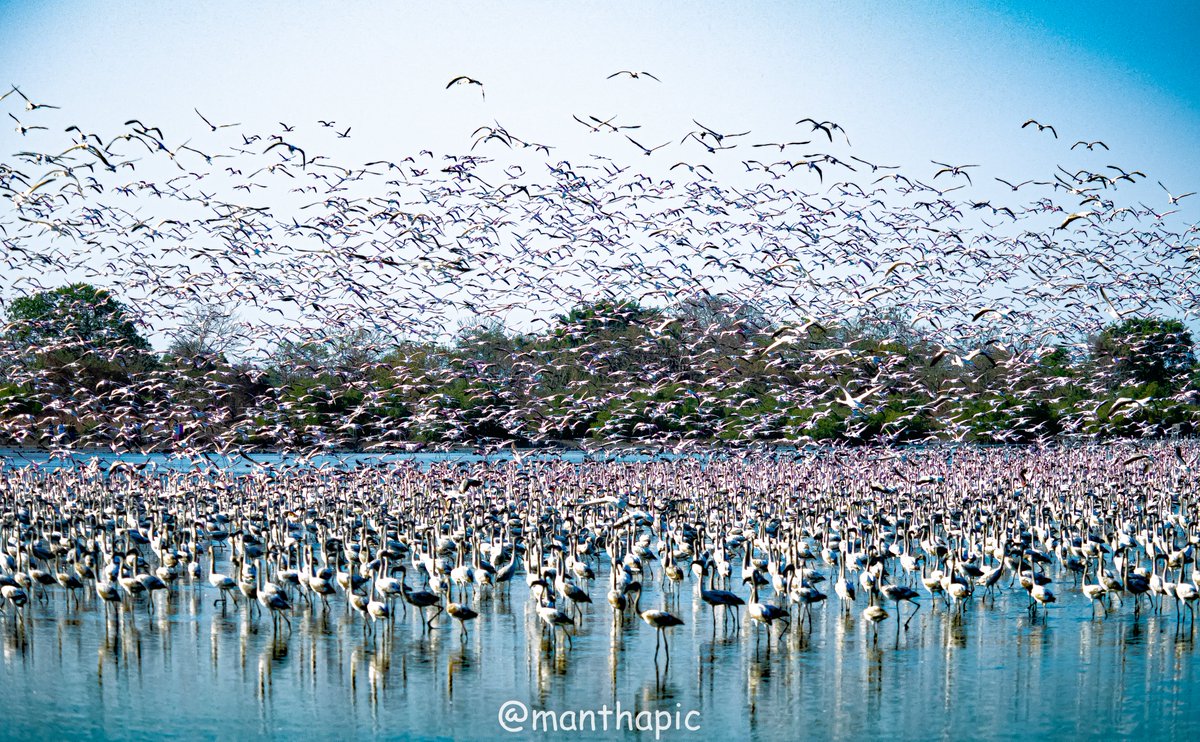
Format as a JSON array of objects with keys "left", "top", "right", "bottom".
[
  {"left": 1, "top": 0, "right": 1197, "bottom": 348},
  {"left": 1, "top": 0, "right": 1196, "bottom": 187}
]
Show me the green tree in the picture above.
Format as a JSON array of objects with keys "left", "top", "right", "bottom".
[
  {"left": 1092, "top": 318, "right": 1195, "bottom": 388},
  {"left": 2, "top": 284, "right": 155, "bottom": 447},
  {"left": 554, "top": 298, "right": 662, "bottom": 342},
  {"left": 6, "top": 283, "right": 151, "bottom": 352}
]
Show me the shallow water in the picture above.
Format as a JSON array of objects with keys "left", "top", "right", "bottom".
[
  {"left": 1, "top": 553, "right": 1196, "bottom": 741},
  {"left": 0, "top": 447, "right": 683, "bottom": 474}
]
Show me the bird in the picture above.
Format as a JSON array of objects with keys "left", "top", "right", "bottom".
[
  {"left": 8, "top": 85, "right": 59, "bottom": 110},
  {"left": 1030, "top": 583, "right": 1056, "bottom": 618},
  {"left": 976, "top": 561, "right": 1004, "bottom": 597},
  {"left": 1122, "top": 453, "right": 1152, "bottom": 468},
  {"left": 640, "top": 608, "right": 684, "bottom": 663},
  {"left": 932, "top": 161, "right": 978, "bottom": 184},
  {"left": 194, "top": 108, "right": 239, "bottom": 131},
  {"left": 669, "top": 161, "right": 714, "bottom": 177},
  {"left": 879, "top": 583, "right": 921, "bottom": 628},
  {"left": 9, "top": 113, "right": 47, "bottom": 136},
  {"left": 1022, "top": 119, "right": 1058, "bottom": 138},
  {"left": 446, "top": 76, "right": 485, "bottom": 100},
  {"left": 752, "top": 140, "right": 811, "bottom": 151},
  {"left": 263, "top": 140, "right": 307, "bottom": 167},
  {"left": 400, "top": 567, "right": 443, "bottom": 628},
  {"left": 796, "top": 118, "right": 848, "bottom": 143},
  {"left": 745, "top": 575, "right": 789, "bottom": 643},
  {"left": 862, "top": 604, "right": 888, "bottom": 643},
  {"left": 1175, "top": 445, "right": 1199, "bottom": 471},
  {"left": 1158, "top": 181, "right": 1195, "bottom": 205},
  {"left": 1177, "top": 582, "right": 1199, "bottom": 624},
  {"left": 995, "top": 177, "right": 1035, "bottom": 191},
  {"left": 536, "top": 594, "right": 576, "bottom": 648},
  {"left": 836, "top": 384, "right": 883, "bottom": 411},
  {"left": 1058, "top": 211, "right": 1096, "bottom": 230},
  {"left": 625, "top": 136, "right": 670, "bottom": 156},
  {"left": 95, "top": 577, "right": 122, "bottom": 619},
  {"left": 1081, "top": 560, "right": 1108, "bottom": 617},
  {"left": 260, "top": 584, "right": 292, "bottom": 631},
  {"left": 607, "top": 70, "right": 661, "bottom": 81},
  {"left": 366, "top": 595, "right": 390, "bottom": 630},
  {"left": 833, "top": 556, "right": 857, "bottom": 612},
  {"left": 56, "top": 569, "right": 85, "bottom": 607},
  {"left": 374, "top": 569, "right": 404, "bottom": 614},
  {"left": 572, "top": 113, "right": 640, "bottom": 133},
  {"left": 447, "top": 601, "right": 479, "bottom": 637},
  {"left": 699, "top": 562, "right": 745, "bottom": 631},
  {"left": 2, "top": 584, "right": 29, "bottom": 615},
  {"left": 689, "top": 119, "right": 750, "bottom": 145}
]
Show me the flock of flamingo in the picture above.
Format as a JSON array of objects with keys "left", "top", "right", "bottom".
[
  {"left": 1, "top": 81, "right": 1199, "bottom": 715},
  {"left": 2, "top": 442, "right": 1199, "bottom": 671},
  {"left": 1, "top": 81, "right": 1198, "bottom": 453}
]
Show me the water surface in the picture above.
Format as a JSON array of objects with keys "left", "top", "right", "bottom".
[{"left": 2, "top": 554, "right": 1196, "bottom": 741}]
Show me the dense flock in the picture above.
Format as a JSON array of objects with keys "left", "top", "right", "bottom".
[
  {"left": 2, "top": 81, "right": 1200, "bottom": 679},
  {"left": 2, "top": 443, "right": 1199, "bottom": 664},
  {"left": 1, "top": 83, "right": 1199, "bottom": 454}
]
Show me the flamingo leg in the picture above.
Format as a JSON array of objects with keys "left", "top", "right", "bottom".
[{"left": 904, "top": 600, "right": 921, "bottom": 630}]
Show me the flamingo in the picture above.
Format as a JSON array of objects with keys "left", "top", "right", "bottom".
[{"left": 640, "top": 608, "right": 684, "bottom": 663}]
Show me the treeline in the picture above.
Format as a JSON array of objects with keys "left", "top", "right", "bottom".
[{"left": 1, "top": 283, "right": 1197, "bottom": 451}]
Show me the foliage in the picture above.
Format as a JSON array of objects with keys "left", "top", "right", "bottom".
[
  {"left": 2, "top": 284, "right": 1199, "bottom": 449},
  {"left": 6, "top": 283, "right": 151, "bottom": 353},
  {"left": 1092, "top": 318, "right": 1196, "bottom": 388}
]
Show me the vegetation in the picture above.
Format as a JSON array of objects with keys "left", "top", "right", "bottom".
[{"left": 2, "top": 284, "right": 1198, "bottom": 450}]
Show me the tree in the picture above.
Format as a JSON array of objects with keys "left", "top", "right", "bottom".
[
  {"left": 1038, "top": 345, "right": 1074, "bottom": 377},
  {"left": 166, "top": 304, "right": 245, "bottom": 361},
  {"left": 6, "top": 283, "right": 151, "bottom": 353},
  {"left": 1092, "top": 318, "right": 1196, "bottom": 388},
  {"left": 676, "top": 293, "right": 772, "bottom": 335},
  {"left": 555, "top": 298, "right": 662, "bottom": 341},
  {"left": 1, "top": 284, "right": 155, "bottom": 447},
  {"left": 266, "top": 339, "right": 333, "bottom": 387}
]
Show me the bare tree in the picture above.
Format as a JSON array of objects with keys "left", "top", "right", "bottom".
[
  {"left": 166, "top": 304, "right": 246, "bottom": 361},
  {"left": 676, "top": 293, "right": 772, "bottom": 334}
]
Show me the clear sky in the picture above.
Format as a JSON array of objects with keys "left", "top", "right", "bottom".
[
  {"left": 1, "top": 0, "right": 1198, "bottom": 351},
  {"left": 1, "top": 0, "right": 1197, "bottom": 188}
]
